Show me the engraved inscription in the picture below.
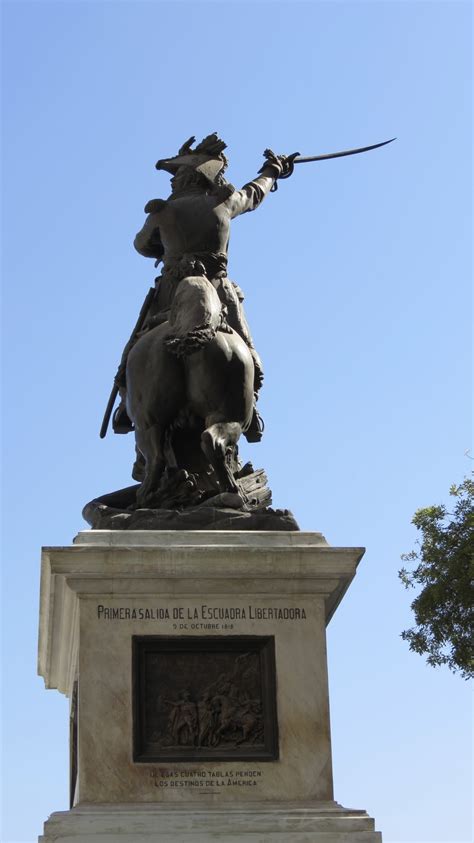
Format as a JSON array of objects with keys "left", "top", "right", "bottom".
[
  {"left": 149, "top": 768, "right": 262, "bottom": 790},
  {"left": 97, "top": 603, "right": 307, "bottom": 623}
]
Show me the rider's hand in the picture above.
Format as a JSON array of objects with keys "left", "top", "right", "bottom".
[
  {"left": 258, "top": 149, "right": 283, "bottom": 177},
  {"left": 258, "top": 149, "right": 299, "bottom": 180}
]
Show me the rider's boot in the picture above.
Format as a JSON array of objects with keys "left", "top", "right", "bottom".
[{"left": 244, "top": 405, "right": 264, "bottom": 443}]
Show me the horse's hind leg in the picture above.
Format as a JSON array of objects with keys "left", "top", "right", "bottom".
[
  {"left": 134, "top": 423, "right": 166, "bottom": 507},
  {"left": 201, "top": 419, "right": 242, "bottom": 494}
]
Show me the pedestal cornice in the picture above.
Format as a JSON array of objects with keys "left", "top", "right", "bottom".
[{"left": 39, "top": 531, "right": 363, "bottom": 694}]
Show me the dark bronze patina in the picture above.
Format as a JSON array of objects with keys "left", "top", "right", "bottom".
[
  {"left": 86, "top": 133, "right": 394, "bottom": 530},
  {"left": 294, "top": 137, "right": 396, "bottom": 164},
  {"left": 132, "top": 636, "right": 278, "bottom": 762}
]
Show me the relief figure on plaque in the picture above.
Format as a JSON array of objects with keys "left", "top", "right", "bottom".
[
  {"left": 197, "top": 691, "right": 216, "bottom": 748},
  {"left": 211, "top": 690, "right": 263, "bottom": 747},
  {"left": 211, "top": 681, "right": 239, "bottom": 743},
  {"left": 154, "top": 651, "right": 264, "bottom": 750},
  {"left": 235, "top": 699, "right": 264, "bottom": 746},
  {"left": 163, "top": 689, "right": 198, "bottom": 746}
]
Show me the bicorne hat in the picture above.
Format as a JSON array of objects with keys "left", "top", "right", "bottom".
[{"left": 156, "top": 133, "right": 228, "bottom": 185}]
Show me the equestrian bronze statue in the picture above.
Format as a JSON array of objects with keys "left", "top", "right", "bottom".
[{"left": 86, "top": 133, "right": 394, "bottom": 530}]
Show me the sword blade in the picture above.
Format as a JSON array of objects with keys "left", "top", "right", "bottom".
[{"left": 294, "top": 137, "right": 396, "bottom": 164}]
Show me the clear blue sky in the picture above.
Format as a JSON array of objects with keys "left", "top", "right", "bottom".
[{"left": 1, "top": 1, "right": 472, "bottom": 841}]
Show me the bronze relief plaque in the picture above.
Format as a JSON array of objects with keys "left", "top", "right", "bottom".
[{"left": 132, "top": 635, "right": 278, "bottom": 762}]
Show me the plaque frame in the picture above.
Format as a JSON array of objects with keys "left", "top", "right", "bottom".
[{"left": 132, "top": 635, "right": 279, "bottom": 763}]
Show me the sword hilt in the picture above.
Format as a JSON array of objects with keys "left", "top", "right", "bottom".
[
  {"left": 277, "top": 152, "right": 301, "bottom": 180},
  {"left": 268, "top": 151, "right": 301, "bottom": 191}
]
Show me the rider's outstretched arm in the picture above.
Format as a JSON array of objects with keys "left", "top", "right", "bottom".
[{"left": 227, "top": 151, "right": 293, "bottom": 219}]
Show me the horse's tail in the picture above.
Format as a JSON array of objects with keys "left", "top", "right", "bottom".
[{"left": 165, "top": 322, "right": 218, "bottom": 358}]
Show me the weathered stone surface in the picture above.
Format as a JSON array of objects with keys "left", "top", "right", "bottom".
[
  {"left": 38, "top": 532, "right": 363, "bottom": 802},
  {"left": 37, "top": 531, "right": 383, "bottom": 840},
  {"left": 40, "top": 802, "right": 382, "bottom": 842},
  {"left": 39, "top": 531, "right": 360, "bottom": 697}
]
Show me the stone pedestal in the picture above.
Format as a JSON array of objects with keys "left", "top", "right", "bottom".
[{"left": 38, "top": 530, "right": 382, "bottom": 841}]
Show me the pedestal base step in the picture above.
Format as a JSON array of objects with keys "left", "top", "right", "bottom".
[{"left": 40, "top": 801, "right": 382, "bottom": 842}]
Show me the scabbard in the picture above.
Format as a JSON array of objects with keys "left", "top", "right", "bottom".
[
  {"left": 99, "top": 286, "right": 155, "bottom": 439},
  {"left": 99, "top": 384, "right": 119, "bottom": 439}
]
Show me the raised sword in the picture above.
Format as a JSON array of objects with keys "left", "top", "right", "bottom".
[
  {"left": 293, "top": 137, "right": 396, "bottom": 165},
  {"left": 270, "top": 137, "right": 396, "bottom": 186}
]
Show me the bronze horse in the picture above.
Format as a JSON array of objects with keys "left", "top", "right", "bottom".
[{"left": 126, "top": 265, "right": 255, "bottom": 508}]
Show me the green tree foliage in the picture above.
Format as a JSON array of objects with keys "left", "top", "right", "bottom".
[{"left": 399, "top": 476, "right": 474, "bottom": 680}]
